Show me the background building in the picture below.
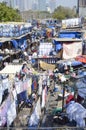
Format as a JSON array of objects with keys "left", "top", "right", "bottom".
[
  {"left": 15, "top": 0, "right": 33, "bottom": 11},
  {"left": 78, "top": 0, "right": 86, "bottom": 17},
  {"left": 0, "top": 0, "right": 78, "bottom": 13},
  {"left": 32, "top": 0, "right": 38, "bottom": 11},
  {"left": 38, "top": 0, "right": 46, "bottom": 11},
  {"left": 0, "top": 0, "right": 33, "bottom": 11}
]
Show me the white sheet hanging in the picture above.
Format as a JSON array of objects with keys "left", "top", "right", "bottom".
[
  {"left": 29, "top": 98, "right": 41, "bottom": 126},
  {"left": 63, "top": 42, "right": 82, "bottom": 59},
  {"left": 2, "top": 78, "right": 9, "bottom": 91},
  {"left": 7, "top": 101, "right": 17, "bottom": 126},
  {"left": 41, "top": 86, "right": 47, "bottom": 108}
]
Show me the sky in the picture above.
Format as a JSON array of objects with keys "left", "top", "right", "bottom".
[
  {"left": 47, "top": 0, "right": 77, "bottom": 9},
  {"left": 56, "top": 0, "right": 77, "bottom": 8},
  {"left": 0, "top": 0, "right": 77, "bottom": 9}
]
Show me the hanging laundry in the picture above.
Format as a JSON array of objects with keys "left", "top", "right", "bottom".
[
  {"left": 21, "top": 63, "right": 30, "bottom": 74},
  {"left": 23, "top": 80, "right": 28, "bottom": 91},
  {"left": 7, "top": 101, "right": 16, "bottom": 126},
  {"left": 41, "top": 86, "right": 47, "bottom": 108},
  {"left": 47, "top": 76, "right": 50, "bottom": 88},
  {"left": 35, "top": 97, "right": 41, "bottom": 118},
  {"left": 33, "top": 79, "right": 37, "bottom": 90},
  {"left": 27, "top": 78, "right": 32, "bottom": 96},
  {"left": 0, "top": 95, "right": 11, "bottom": 126},
  {"left": 15, "top": 81, "right": 23, "bottom": 94},
  {"left": 12, "top": 89, "right": 17, "bottom": 101},
  {"left": 2, "top": 78, "right": 10, "bottom": 91},
  {"left": 28, "top": 98, "right": 41, "bottom": 127},
  {"left": 17, "top": 90, "right": 28, "bottom": 104},
  {"left": 31, "top": 82, "right": 34, "bottom": 92},
  {"left": 31, "top": 77, "right": 38, "bottom": 92},
  {"left": 0, "top": 83, "right": 3, "bottom": 105},
  {"left": 38, "top": 76, "right": 42, "bottom": 96},
  {"left": 0, "top": 90, "right": 3, "bottom": 105}
]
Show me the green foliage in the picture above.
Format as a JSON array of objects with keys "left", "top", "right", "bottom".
[
  {"left": 52, "top": 6, "right": 77, "bottom": 20},
  {"left": 0, "top": 2, "right": 22, "bottom": 22}
]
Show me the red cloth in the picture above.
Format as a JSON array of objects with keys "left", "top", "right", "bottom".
[
  {"left": 75, "top": 55, "right": 86, "bottom": 63},
  {"left": 66, "top": 94, "right": 74, "bottom": 104}
]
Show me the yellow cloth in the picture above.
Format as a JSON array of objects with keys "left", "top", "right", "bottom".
[{"left": 39, "top": 61, "right": 55, "bottom": 71}]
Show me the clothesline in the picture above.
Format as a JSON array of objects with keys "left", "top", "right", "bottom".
[{"left": 0, "top": 67, "right": 49, "bottom": 127}]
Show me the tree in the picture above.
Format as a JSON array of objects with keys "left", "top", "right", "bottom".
[
  {"left": 0, "top": 2, "right": 21, "bottom": 22},
  {"left": 52, "top": 6, "right": 77, "bottom": 20}
]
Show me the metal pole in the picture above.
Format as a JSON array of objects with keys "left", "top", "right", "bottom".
[{"left": 62, "top": 82, "right": 65, "bottom": 112}]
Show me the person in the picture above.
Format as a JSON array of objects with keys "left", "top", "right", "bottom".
[{"left": 64, "top": 64, "right": 69, "bottom": 75}]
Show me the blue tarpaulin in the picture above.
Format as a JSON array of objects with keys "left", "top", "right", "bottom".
[
  {"left": 11, "top": 40, "right": 18, "bottom": 49},
  {"left": 47, "top": 26, "right": 55, "bottom": 29},
  {"left": 17, "top": 36, "right": 27, "bottom": 50},
  {"left": 0, "top": 42, "right": 2, "bottom": 47},
  {"left": 71, "top": 61, "right": 83, "bottom": 67},
  {"left": 55, "top": 44, "right": 62, "bottom": 52},
  {"left": 19, "top": 40, "right": 27, "bottom": 51},
  {"left": 59, "top": 31, "right": 82, "bottom": 39},
  {"left": 0, "top": 56, "right": 3, "bottom": 60},
  {"left": 53, "top": 40, "right": 62, "bottom": 52}
]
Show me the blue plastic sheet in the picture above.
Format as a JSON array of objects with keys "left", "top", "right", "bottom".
[
  {"left": 18, "top": 37, "right": 27, "bottom": 50},
  {"left": 71, "top": 61, "right": 82, "bottom": 67},
  {"left": 0, "top": 56, "right": 3, "bottom": 60},
  {"left": 11, "top": 40, "right": 18, "bottom": 49},
  {"left": 53, "top": 40, "right": 62, "bottom": 52},
  {"left": 59, "top": 32, "right": 81, "bottom": 39},
  {"left": 0, "top": 42, "right": 2, "bottom": 47}
]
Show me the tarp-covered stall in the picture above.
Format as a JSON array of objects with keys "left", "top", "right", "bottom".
[
  {"left": 53, "top": 38, "right": 82, "bottom": 60},
  {"left": 58, "top": 31, "right": 82, "bottom": 39}
]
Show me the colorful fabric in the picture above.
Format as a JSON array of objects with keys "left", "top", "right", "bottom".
[{"left": 0, "top": 95, "right": 11, "bottom": 126}]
